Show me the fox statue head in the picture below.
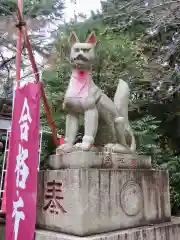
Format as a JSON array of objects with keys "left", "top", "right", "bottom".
[{"left": 69, "top": 31, "right": 97, "bottom": 70}]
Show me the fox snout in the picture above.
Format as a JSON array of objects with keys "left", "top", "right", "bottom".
[{"left": 74, "top": 54, "right": 89, "bottom": 62}]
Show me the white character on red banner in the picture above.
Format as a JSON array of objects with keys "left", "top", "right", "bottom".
[
  {"left": 15, "top": 144, "right": 29, "bottom": 189},
  {"left": 19, "top": 97, "right": 32, "bottom": 141},
  {"left": 12, "top": 197, "right": 25, "bottom": 240}
]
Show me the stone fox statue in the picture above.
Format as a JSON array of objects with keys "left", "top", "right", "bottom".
[{"left": 57, "top": 31, "right": 136, "bottom": 153}]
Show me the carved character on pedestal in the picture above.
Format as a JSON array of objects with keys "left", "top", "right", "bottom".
[{"left": 57, "top": 31, "right": 136, "bottom": 154}]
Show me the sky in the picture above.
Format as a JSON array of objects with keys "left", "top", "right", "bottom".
[{"left": 64, "top": 0, "right": 102, "bottom": 21}]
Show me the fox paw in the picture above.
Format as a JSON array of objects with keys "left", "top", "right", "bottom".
[
  {"left": 56, "top": 143, "right": 73, "bottom": 154},
  {"left": 104, "top": 143, "right": 131, "bottom": 154},
  {"left": 74, "top": 135, "right": 94, "bottom": 151}
]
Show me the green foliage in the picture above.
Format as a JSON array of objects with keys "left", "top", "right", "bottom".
[
  {"left": 41, "top": 61, "right": 69, "bottom": 135},
  {"left": 131, "top": 115, "right": 161, "bottom": 156},
  {"left": 159, "top": 156, "right": 180, "bottom": 213},
  {"left": 0, "top": 0, "right": 64, "bottom": 18},
  {"left": 40, "top": 132, "right": 56, "bottom": 170}
]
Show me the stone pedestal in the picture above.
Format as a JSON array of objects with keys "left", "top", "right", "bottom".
[
  {"left": 1, "top": 217, "right": 180, "bottom": 240},
  {"left": 36, "top": 168, "right": 171, "bottom": 236},
  {"left": 48, "top": 151, "right": 152, "bottom": 169},
  {"left": 0, "top": 151, "right": 179, "bottom": 240},
  {"left": 34, "top": 217, "right": 180, "bottom": 240}
]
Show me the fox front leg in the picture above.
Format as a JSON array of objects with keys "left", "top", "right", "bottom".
[
  {"left": 83, "top": 107, "right": 98, "bottom": 150},
  {"left": 56, "top": 113, "right": 79, "bottom": 153},
  {"left": 76, "top": 107, "right": 98, "bottom": 151}
]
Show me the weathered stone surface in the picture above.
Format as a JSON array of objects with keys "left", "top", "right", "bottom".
[
  {"left": 48, "top": 151, "right": 152, "bottom": 169},
  {"left": 35, "top": 217, "right": 180, "bottom": 239},
  {"left": 49, "top": 151, "right": 102, "bottom": 169},
  {"left": 1, "top": 218, "right": 180, "bottom": 239},
  {"left": 36, "top": 169, "right": 170, "bottom": 236}
]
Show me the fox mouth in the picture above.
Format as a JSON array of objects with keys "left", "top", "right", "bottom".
[{"left": 74, "top": 54, "right": 88, "bottom": 62}]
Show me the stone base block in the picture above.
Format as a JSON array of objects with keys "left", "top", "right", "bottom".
[
  {"left": 0, "top": 218, "right": 180, "bottom": 240},
  {"left": 34, "top": 217, "right": 180, "bottom": 240},
  {"left": 48, "top": 151, "right": 152, "bottom": 169},
  {"left": 36, "top": 169, "right": 171, "bottom": 236}
]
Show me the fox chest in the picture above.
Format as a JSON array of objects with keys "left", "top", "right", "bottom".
[
  {"left": 64, "top": 72, "right": 101, "bottom": 112},
  {"left": 64, "top": 95, "right": 98, "bottom": 113}
]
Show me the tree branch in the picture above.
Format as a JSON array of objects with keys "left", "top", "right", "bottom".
[{"left": 0, "top": 55, "right": 16, "bottom": 69}]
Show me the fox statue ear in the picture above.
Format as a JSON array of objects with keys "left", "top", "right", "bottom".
[
  {"left": 86, "top": 31, "right": 97, "bottom": 45},
  {"left": 68, "top": 31, "right": 79, "bottom": 45}
]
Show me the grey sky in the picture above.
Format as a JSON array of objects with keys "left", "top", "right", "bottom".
[{"left": 64, "top": 0, "right": 101, "bottom": 21}]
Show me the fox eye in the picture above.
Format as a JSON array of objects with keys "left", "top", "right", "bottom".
[
  {"left": 74, "top": 48, "right": 79, "bottom": 52},
  {"left": 83, "top": 48, "right": 91, "bottom": 52}
]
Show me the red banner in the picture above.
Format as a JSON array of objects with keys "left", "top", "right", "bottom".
[{"left": 5, "top": 82, "right": 41, "bottom": 240}]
